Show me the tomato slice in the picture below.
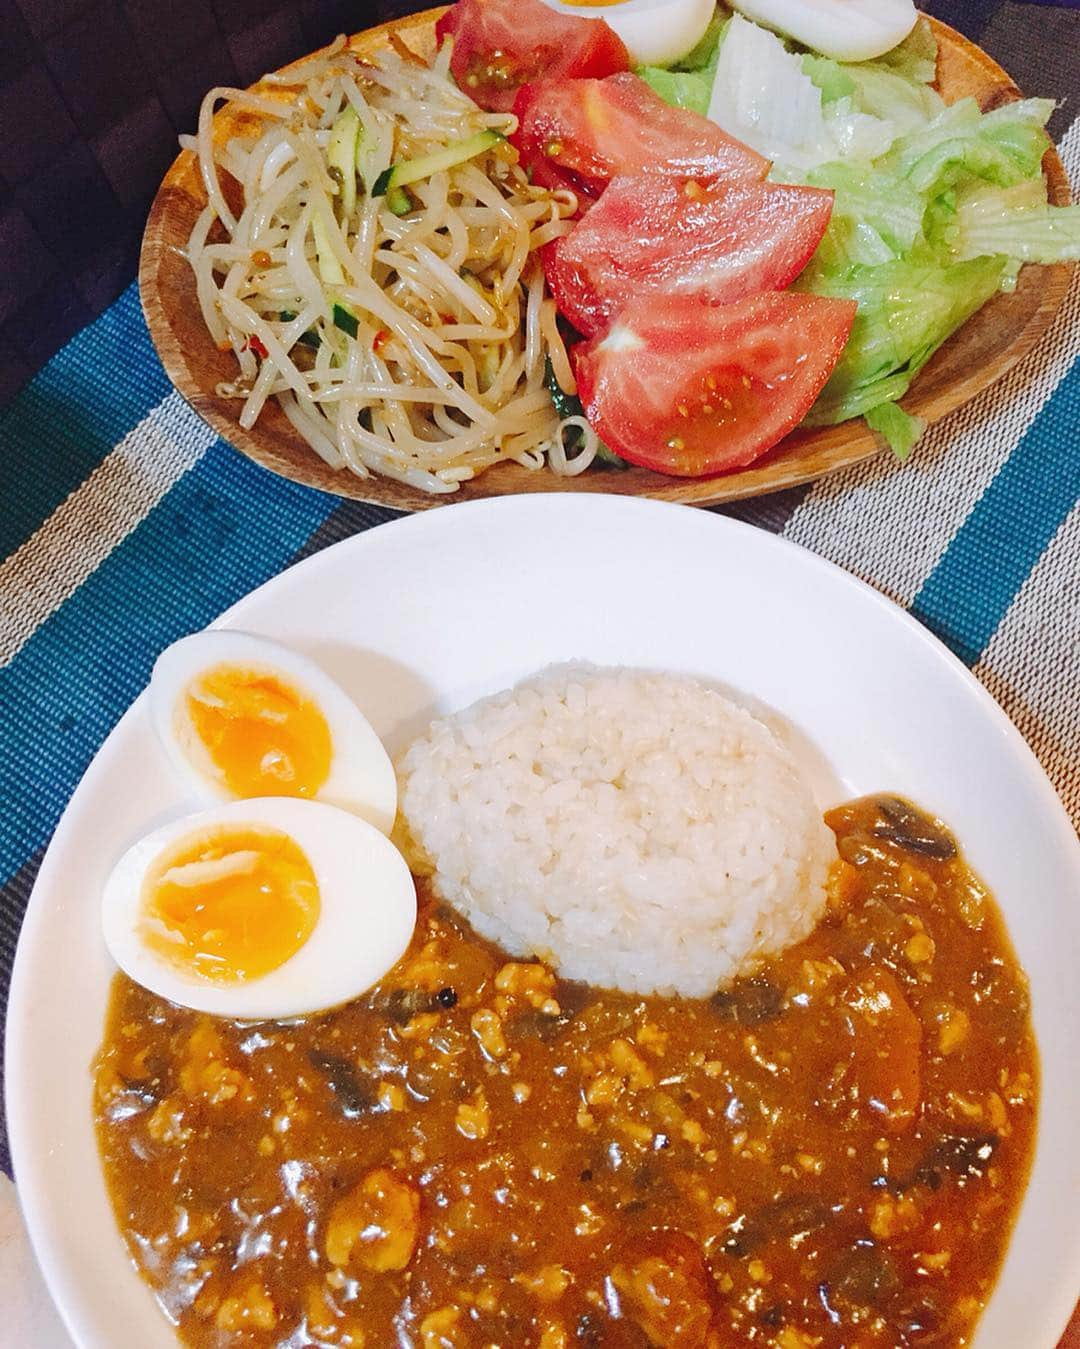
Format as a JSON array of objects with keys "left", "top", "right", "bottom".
[
  {"left": 572, "top": 291, "right": 856, "bottom": 476},
  {"left": 512, "top": 74, "right": 769, "bottom": 201},
  {"left": 435, "top": 0, "right": 629, "bottom": 114},
  {"left": 545, "top": 175, "right": 835, "bottom": 338}
]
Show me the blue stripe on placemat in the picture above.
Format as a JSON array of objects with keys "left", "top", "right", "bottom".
[
  {"left": 0, "top": 285, "right": 170, "bottom": 560},
  {"left": 287, "top": 497, "right": 402, "bottom": 565},
  {"left": 911, "top": 359, "right": 1080, "bottom": 667},
  {"left": 0, "top": 440, "right": 339, "bottom": 888}
]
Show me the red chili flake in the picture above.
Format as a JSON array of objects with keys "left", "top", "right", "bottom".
[
  {"left": 372, "top": 329, "right": 391, "bottom": 353},
  {"left": 245, "top": 335, "right": 269, "bottom": 359}
]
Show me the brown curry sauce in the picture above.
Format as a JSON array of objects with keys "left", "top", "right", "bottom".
[{"left": 94, "top": 795, "right": 1037, "bottom": 1347}]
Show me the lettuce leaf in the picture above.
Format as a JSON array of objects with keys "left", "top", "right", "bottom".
[
  {"left": 707, "top": 16, "right": 898, "bottom": 172},
  {"left": 802, "top": 253, "right": 1007, "bottom": 423},
  {"left": 845, "top": 63, "right": 943, "bottom": 131},
  {"left": 636, "top": 59, "right": 718, "bottom": 116},
  {"left": 635, "top": 13, "right": 725, "bottom": 115},
  {"left": 804, "top": 160, "right": 925, "bottom": 254},
  {"left": 674, "top": 9, "right": 727, "bottom": 70},
  {"left": 801, "top": 54, "right": 855, "bottom": 104},
  {"left": 870, "top": 15, "right": 938, "bottom": 84},
  {"left": 865, "top": 401, "right": 925, "bottom": 461},
  {"left": 639, "top": 9, "right": 1079, "bottom": 458},
  {"left": 949, "top": 180, "right": 1080, "bottom": 263},
  {"left": 884, "top": 97, "right": 1053, "bottom": 195}
]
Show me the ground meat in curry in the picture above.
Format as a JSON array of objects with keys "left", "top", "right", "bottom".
[{"left": 94, "top": 795, "right": 1037, "bottom": 1347}]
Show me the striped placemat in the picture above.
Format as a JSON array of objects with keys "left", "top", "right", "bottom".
[{"left": 0, "top": 103, "right": 1077, "bottom": 1196}]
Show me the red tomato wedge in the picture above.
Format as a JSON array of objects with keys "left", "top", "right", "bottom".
[
  {"left": 435, "top": 0, "right": 629, "bottom": 114},
  {"left": 572, "top": 291, "right": 857, "bottom": 476},
  {"left": 512, "top": 74, "right": 769, "bottom": 200},
  {"left": 545, "top": 176, "right": 835, "bottom": 338}
]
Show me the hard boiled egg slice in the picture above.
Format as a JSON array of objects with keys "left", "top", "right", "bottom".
[
  {"left": 541, "top": 0, "right": 717, "bottom": 68},
  {"left": 728, "top": 0, "right": 917, "bottom": 61},
  {"left": 103, "top": 798, "right": 416, "bottom": 1018},
  {"left": 150, "top": 631, "right": 396, "bottom": 835}
]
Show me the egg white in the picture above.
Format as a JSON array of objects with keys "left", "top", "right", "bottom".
[
  {"left": 102, "top": 797, "right": 417, "bottom": 1019},
  {"left": 728, "top": 0, "right": 917, "bottom": 61},
  {"left": 149, "top": 631, "right": 397, "bottom": 835},
  {"left": 541, "top": 0, "right": 717, "bottom": 68}
]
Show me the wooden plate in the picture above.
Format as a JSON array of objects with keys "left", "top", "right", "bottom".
[{"left": 139, "top": 8, "right": 1074, "bottom": 512}]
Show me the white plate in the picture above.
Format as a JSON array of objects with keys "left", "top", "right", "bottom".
[{"left": 7, "top": 494, "right": 1080, "bottom": 1348}]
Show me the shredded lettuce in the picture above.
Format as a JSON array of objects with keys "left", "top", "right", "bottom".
[
  {"left": 640, "top": 8, "right": 1079, "bottom": 455},
  {"left": 871, "top": 17, "right": 939, "bottom": 84},
  {"left": 803, "top": 161, "right": 924, "bottom": 254},
  {"left": 865, "top": 401, "right": 925, "bottom": 461},
  {"left": 674, "top": 9, "right": 727, "bottom": 70},
  {"left": 883, "top": 97, "right": 1053, "bottom": 194},
  {"left": 844, "top": 64, "right": 943, "bottom": 131},
  {"left": 801, "top": 252, "right": 1007, "bottom": 424},
  {"left": 636, "top": 59, "right": 717, "bottom": 116},
  {"left": 801, "top": 55, "right": 855, "bottom": 104},
  {"left": 707, "top": 16, "right": 898, "bottom": 172},
  {"left": 804, "top": 47, "right": 942, "bottom": 135},
  {"left": 636, "top": 18, "right": 725, "bottom": 115},
  {"left": 949, "top": 180, "right": 1080, "bottom": 263}
]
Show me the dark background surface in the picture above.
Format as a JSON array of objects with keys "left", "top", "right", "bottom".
[{"left": 0, "top": 0, "right": 1075, "bottom": 406}]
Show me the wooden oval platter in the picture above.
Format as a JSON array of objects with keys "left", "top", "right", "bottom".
[{"left": 139, "top": 8, "right": 1074, "bottom": 513}]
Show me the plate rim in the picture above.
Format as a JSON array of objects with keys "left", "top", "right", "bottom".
[
  {"left": 137, "top": 9, "right": 1076, "bottom": 513},
  {"left": 7, "top": 494, "right": 1080, "bottom": 1348}
]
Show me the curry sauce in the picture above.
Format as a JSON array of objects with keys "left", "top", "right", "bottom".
[{"left": 94, "top": 795, "right": 1037, "bottom": 1347}]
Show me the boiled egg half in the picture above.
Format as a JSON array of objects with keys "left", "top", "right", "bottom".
[
  {"left": 150, "top": 631, "right": 396, "bottom": 835},
  {"left": 728, "top": 0, "right": 917, "bottom": 62},
  {"left": 102, "top": 798, "right": 416, "bottom": 1017},
  {"left": 541, "top": 0, "right": 717, "bottom": 68}
]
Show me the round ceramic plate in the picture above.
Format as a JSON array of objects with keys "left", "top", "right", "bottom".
[
  {"left": 7, "top": 495, "right": 1080, "bottom": 1347},
  {"left": 139, "top": 9, "right": 1075, "bottom": 513}
]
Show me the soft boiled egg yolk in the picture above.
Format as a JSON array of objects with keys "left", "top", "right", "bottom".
[
  {"left": 151, "top": 633, "right": 398, "bottom": 833},
  {"left": 105, "top": 798, "right": 416, "bottom": 1017},
  {"left": 141, "top": 824, "right": 320, "bottom": 983},
  {"left": 183, "top": 663, "right": 332, "bottom": 801}
]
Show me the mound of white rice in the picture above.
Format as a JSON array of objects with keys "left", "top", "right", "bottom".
[{"left": 397, "top": 666, "right": 833, "bottom": 997}]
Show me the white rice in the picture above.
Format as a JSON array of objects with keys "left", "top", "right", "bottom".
[{"left": 397, "top": 666, "right": 834, "bottom": 997}]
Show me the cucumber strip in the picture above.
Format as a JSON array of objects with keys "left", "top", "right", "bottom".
[
  {"left": 387, "top": 186, "right": 413, "bottom": 216},
  {"left": 311, "top": 213, "right": 345, "bottom": 286},
  {"left": 544, "top": 358, "right": 626, "bottom": 469},
  {"left": 356, "top": 117, "right": 384, "bottom": 194},
  {"left": 327, "top": 106, "right": 360, "bottom": 220},
  {"left": 592, "top": 441, "right": 629, "bottom": 469},
  {"left": 313, "top": 210, "right": 362, "bottom": 341},
  {"left": 278, "top": 311, "right": 320, "bottom": 349},
  {"left": 372, "top": 130, "right": 502, "bottom": 197},
  {"left": 332, "top": 303, "right": 359, "bottom": 339}
]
